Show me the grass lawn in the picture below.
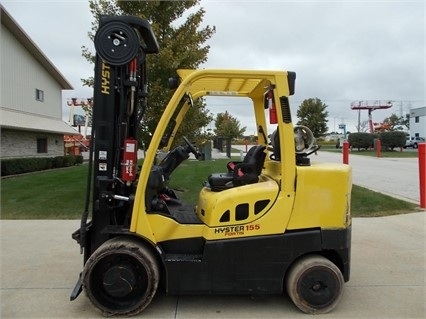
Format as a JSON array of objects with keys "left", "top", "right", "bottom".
[
  {"left": 1, "top": 159, "right": 419, "bottom": 219},
  {"left": 1, "top": 166, "right": 89, "bottom": 219},
  {"left": 351, "top": 185, "right": 418, "bottom": 217}
]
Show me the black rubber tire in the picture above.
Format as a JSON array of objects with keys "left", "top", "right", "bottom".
[
  {"left": 82, "top": 237, "right": 159, "bottom": 316},
  {"left": 285, "top": 255, "right": 344, "bottom": 314}
]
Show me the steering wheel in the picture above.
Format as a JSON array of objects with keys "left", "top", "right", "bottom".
[{"left": 182, "top": 136, "right": 200, "bottom": 159}]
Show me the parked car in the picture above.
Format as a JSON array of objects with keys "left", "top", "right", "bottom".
[{"left": 404, "top": 136, "right": 425, "bottom": 149}]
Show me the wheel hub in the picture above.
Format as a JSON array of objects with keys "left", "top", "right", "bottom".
[
  {"left": 103, "top": 265, "right": 136, "bottom": 298},
  {"left": 311, "top": 281, "right": 326, "bottom": 292},
  {"left": 300, "top": 272, "right": 336, "bottom": 307}
]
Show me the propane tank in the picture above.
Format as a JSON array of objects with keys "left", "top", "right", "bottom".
[{"left": 293, "top": 125, "right": 315, "bottom": 153}]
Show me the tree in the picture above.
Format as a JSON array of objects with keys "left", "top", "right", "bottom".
[
  {"left": 402, "top": 113, "right": 410, "bottom": 130},
  {"left": 82, "top": 0, "right": 216, "bottom": 148},
  {"left": 214, "top": 111, "right": 246, "bottom": 139},
  {"left": 356, "top": 120, "right": 370, "bottom": 133},
  {"left": 296, "top": 98, "right": 329, "bottom": 137},
  {"left": 383, "top": 113, "right": 409, "bottom": 131}
]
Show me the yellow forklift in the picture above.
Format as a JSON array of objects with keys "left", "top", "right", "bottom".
[{"left": 71, "top": 15, "right": 352, "bottom": 316}]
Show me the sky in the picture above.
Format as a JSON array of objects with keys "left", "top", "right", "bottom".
[{"left": 2, "top": 0, "right": 425, "bottom": 135}]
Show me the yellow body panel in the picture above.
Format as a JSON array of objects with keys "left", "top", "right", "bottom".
[
  {"left": 195, "top": 176, "right": 289, "bottom": 239},
  {"left": 196, "top": 178, "right": 278, "bottom": 227},
  {"left": 145, "top": 174, "right": 296, "bottom": 242},
  {"left": 146, "top": 214, "right": 204, "bottom": 242},
  {"left": 263, "top": 160, "right": 282, "bottom": 182},
  {"left": 200, "top": 190, "right": 295, "bottom": 240},
  {"left": 287, "top": 163, "right": 352, "bottom": 230}
]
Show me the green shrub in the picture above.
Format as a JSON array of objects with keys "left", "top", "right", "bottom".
[
  {"left": 1, "top": 159, "right": 20, "bottom": 175},
  {"left": 63, "top": 155, "right": 76, "bottom": 167},
  {"left": 348, "top": 133, "right": 374, "bottom": 150},
  {"left": 379, "top": 131, "right": 406, "bottom": 150},
  {"left": 1, "top": 157, "right": 48, "bottom": 176},
  {"left": 1, "top": 155, "right": 83, "bottom": 177},
  {"left": 52, "top": 156, "right": 64, "bottom": 168},
  {"left": 75, "top": 155, "right": 84, "bottom": 165}
]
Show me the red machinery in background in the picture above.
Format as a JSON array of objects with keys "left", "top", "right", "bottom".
[
  {"left": 64, "top": 134, "right": 90, "bottom": 155},
  {"left": 64, "top": 98, "right": 93, "bottom": 155},
  {"left": 351, "top": 100, "right": 392, "bottom": 133}
]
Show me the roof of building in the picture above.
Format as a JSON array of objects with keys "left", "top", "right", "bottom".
[
  {"left": 0, "top": 108, "right": 79, "bottom": 135},
  {"left": 0, "top": 5, "right": 73, "bottom": 90}
]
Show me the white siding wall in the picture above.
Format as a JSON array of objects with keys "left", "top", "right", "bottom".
[
  {"left": 409, "top": 107, "right": 426, "bottom": 138},
  {"left": 1, "top": 24, "right": 62, "bottom": 118}
]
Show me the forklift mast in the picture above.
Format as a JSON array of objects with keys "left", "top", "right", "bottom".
[{"left": 76, "top": 16, "right": 159, "bottom": 261}]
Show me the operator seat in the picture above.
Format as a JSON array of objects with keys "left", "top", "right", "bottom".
[
  {"left": 207, "top": 145, "right": 266, "bottom": 191},
  {"left": 269, "top": 128, "right": 281, "bottom": 161}
]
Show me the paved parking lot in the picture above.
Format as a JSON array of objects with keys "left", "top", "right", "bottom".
[{"left": 1, "top": 212, "right": 424, "bottom": 318}]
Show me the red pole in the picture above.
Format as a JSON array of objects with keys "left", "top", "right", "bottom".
[
  {"left": 418, "top": 143, "right": 426, "bottom": 208},
  {"left": 376, "top": 139, "right": 381, "bottom": 158},
  {"left": 343, "top": 141, "right": 349, "bottom": 164}
]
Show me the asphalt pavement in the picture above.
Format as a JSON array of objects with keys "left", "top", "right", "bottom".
[{"left": 1, "top": 148, "right": 425, "bottom": 318}]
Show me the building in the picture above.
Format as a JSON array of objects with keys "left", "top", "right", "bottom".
[
  {"left": 0, "top": 5, "right": 78, "bottom": 159},
  {"left": 409, "top": 106, "right": 426, "bottom": 138}
]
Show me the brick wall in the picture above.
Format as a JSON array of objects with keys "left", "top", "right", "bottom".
[{"left": 0, "top": 129, "right": 64, "bottom": 158}]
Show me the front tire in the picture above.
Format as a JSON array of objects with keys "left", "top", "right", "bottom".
[
  {"left": 285, "top": 255, "right": 344, "bottom": 314},
  {"left": 82, "top": 237, "right": 159, "bottom": 316}
]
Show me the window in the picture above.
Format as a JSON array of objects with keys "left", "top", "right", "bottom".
[
  {"left": 254, "top": 199, "right": 270, "bottom": 215},
  {"left": 35, "top": 89, "right": 44, "bottom": 102},
  {"left": 37, "top": 138, "right": 47, "bottom": 153},
  {"left": 235, "top": 203, "right": 249, "bottom": 221},
  {"left": 219, "top": 210, "right": 230, "bottom": 222},
  {"left": 415, "top": 116, "right": 419, "bottom": 123}
]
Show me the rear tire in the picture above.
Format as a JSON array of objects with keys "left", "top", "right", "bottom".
[
  {"left": 285, "top": 255, "right": 344, "bottom": 314},
  {"left": 82, "top": 237, "right": 159, "bottom": 316}
]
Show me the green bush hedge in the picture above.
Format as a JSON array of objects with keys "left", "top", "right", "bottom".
[
  {"left": 1, "top": 155, "right": 84, "bottom": 177},
  {"left": 378, "top": 131, "right": 406, "bottom": 150},
  {"left": 348, "top": 132, "right": 375, "bottom": 150},
  {"left": 347, "top": 131, "right": 406, "bottom": 151}
]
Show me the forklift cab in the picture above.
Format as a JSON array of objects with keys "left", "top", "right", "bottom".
[{"left": 135, "top": 69, "right": 299, "bottom": 232}]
